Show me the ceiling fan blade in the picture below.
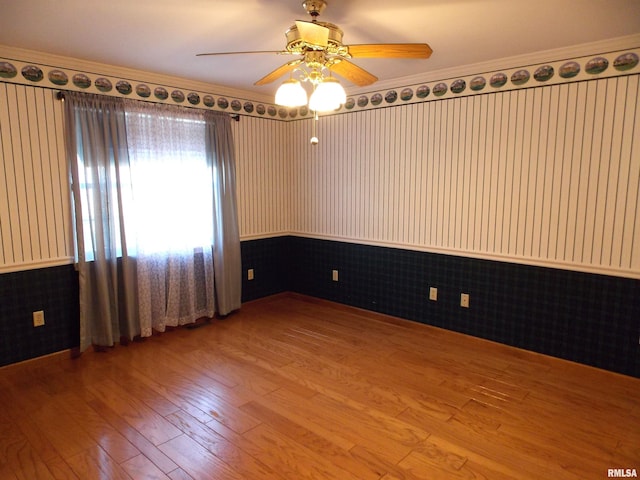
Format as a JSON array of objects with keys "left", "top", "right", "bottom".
[
  {"left": 329, "top": 59, "right": 378, "bottom": 87},
  {"left": 196, "top": 50, "right": 284, "bottom": 57},
  {"left": 347, "top": 43, "right": 433, "bottom": 59},
  {"left": 295, "top": 20, "right": 329, "bottom": 48},
  {"left": 254, "top": 59, "right": 303, "bottom": 86}
]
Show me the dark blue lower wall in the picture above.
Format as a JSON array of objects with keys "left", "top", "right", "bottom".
[
  {"left": 241, "top": 236, "right": 292, "bottom": 302},
  {"left": 242, "top": 236, "right": 639, "bottom": 378},
  {"left": 2, "top": 236, "right": 639, "bottom": 377},
  {"left": 0, "top": 265, "right": 79, "bottom": 366}
]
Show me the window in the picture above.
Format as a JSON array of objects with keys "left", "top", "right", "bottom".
[
  {"left": 65, "top": 92, "right": 241, "bottom": 350},
  {"left": 74, "top": 107, "right": 215, "bottom": 259}
]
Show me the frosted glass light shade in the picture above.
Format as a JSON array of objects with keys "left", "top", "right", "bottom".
[
  {"left": 308, "top": 77, "right": 346, "bottom": 112},
  {"left": 275, "top": 79, "right": 308, "bottom": 107}
]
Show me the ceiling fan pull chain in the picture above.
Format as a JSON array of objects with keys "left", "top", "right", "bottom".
[{"left": 310, "top": 111, "right": 319, "bottom": 146}]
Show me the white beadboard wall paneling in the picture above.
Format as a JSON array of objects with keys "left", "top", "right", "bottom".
[
  {"left": 233, "top": 116, "right": 292, "bottom": 240},
  {"left": 0, "top": 83, "right": 72, "bottom": 272},
  {"left": 289, "top": 75, "right": 640, "bottom": 278}
]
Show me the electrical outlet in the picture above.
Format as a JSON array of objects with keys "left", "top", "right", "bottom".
[
  {"left": 429, "top": 287, "right": 438, "bottom": 301},
  {"left": 247, "top": 268, "right": 254, "bottom": 280},
  {"left": 332, "top": 269, "right": 339, "bottom": 282},
  {"left": 33, "top": 310, "right": 45, "bottom": 327},
  {"left": 460, "top": 293, "right": 470, "bottom": 308}
]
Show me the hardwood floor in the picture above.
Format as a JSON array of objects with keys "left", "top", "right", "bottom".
[{"left": 0, "top": 293, "right": 638, "bottom": 479}]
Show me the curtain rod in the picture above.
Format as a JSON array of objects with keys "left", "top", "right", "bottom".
[{"left": 55, "top": 91, "right": 241, "bottom": 121}]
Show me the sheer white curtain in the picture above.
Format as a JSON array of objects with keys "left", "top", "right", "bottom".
[
  {"left": 125, "top": 103, "right": 217, "bottom": 335},
  {"left": 64, "top": 93, "right": 241, "bottom": 351}
]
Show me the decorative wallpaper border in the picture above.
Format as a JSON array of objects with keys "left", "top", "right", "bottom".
[
  {"left": 0, "top": 48, "right": 638, "bottom": 120},
  {"left": 336, "top": 48, "right": 639, "bottom": 116},
  {"left": 0, "top": 55, "right": 288, "bottom": 120}
]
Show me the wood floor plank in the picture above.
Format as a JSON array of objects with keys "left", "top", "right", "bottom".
[
  {"left": 29, "top": 399, "right": 100, "bottom": 460},
  {"left": 65, "top": 445, "right": 131, "bottom": 480},
  {"left": 117, "top": 364, "right": 217, "bottom": 426},
  {"left": 242, "top": 423, "right": 365, "bottom": 480},
  {"left": 209, "top": 340, "right": 319, "bottom": 400},
  {"left": 88, "top": 378, "right": 182, "bottom": 446},
  {"left": 181, "top": 348, "right": 280, "bottom": 397},
  {"left": 56, "top": 390, "right": 141, "bottom": 464},
  {"left": 164, "top": 409, "right": 282, "bottom": 480},
  {"left": 167, "top": 468, "right": 194, "bottom": 480},
  {"left": 349, "top": 444, "right": 419, "bottom": 480},
  {"left": 0, "top": 384, "right": 63, "bottom": 464},
  {"left": 121, "top": 454, "right": 172, "bottom": 479},
  {"left": 43, "top": 456, "right": 82, "bottom": 480},
  {"left": 99, "top": 362, "right": 183, "bottom": 418},
  {"left": 158, "top": 434, "right": 243, "bottom": 480},
  {"left": 241, "top": 387, "right": 355, "bottom": 452},
  {"left": 240, "top": 400, "right": 381, "bottom": 480},
  {"left": 398, "top": 449, "right": 468, "bottom": 480},
  {"left": 86, "top": 394, "right": 180, "bottom": 474},
  {"left": 0, "top": 434, "right": 57, "bottom": 480},
  {"left": 0, "top": 293, "right": 637, "bottom": 480},
  {"left": 262, "top": 387, "right": 421, "bottom": 464},
  {"left": 280, "top": 357, "right": 411, "bottom": 416},
  {"left": 124, "top": 348, "right": 263, "bottom": 431},
  {"left": 0, "top": 464, "right": 19, "bottom": 480},
  {"left": 397, "top": 407, "right": 586, "bottom": 479}
]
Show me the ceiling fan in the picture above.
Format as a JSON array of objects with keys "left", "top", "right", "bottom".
[{"left": 196, "top": 0, "right": 433, "bottom": 89}]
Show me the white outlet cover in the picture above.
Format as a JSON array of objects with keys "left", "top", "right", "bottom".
[
  {"left": 460, "top": 293, "right": 470, "bottom": 308},
  {"left": 33, "top": 310, "right": 45, "bottom": 327},
  {"left": 429, "top": 287, "right": 438, "bottom": 301}
]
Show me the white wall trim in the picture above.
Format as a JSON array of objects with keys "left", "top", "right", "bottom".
[
  {"left": 240, "top": 232, "right": 292, "bottom": 241},
  {"left": 0, "top": 257, "right": 74, "bottom": 274}
]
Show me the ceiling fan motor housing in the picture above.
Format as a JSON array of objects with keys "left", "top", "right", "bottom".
[
  {"left": 302, "top": 0, "right": 327, "bottom": 17},
  {"left": 285, "top": 22, "right": 345, "bottom": 55}
]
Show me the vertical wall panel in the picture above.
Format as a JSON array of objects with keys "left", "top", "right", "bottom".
[
  {"left": 540, "top": 86, "right": 552, "bottom": 258},
  {"left": 595, "top": 78, "right": 619, "bottom": 265},
  {"left": 0, "top": 83, "right": 15, "bottom": 264},
  {"left": 626, "top": 76, "right": 640, "bottom": 272},
  {"left": 465, "top": 97, "right": 475, "bottom": 250},
  {"left": 502, "top": 92, "right": 515, "bottom": 253},
  {"left": 620, "top": 76, "right": 640, "bottom": 270},
  {"left": 460, "top": 96, "right": 472, "bottom": 250},
  {"left": 484, "top": 94, "right": 497, "bottom": 253},
  {"left": 567, "top": 83, "right": 586, "bottom": 263},
  {"left": 233, "top": 116, "right": 291, "bottom": 240},
  {"left": 548, "top": 85, "right": 567, "bottom": 261},
  {"left": 585, "top": 80, "right": 607, "bottom": 263},
  {"left": 0, "top": 84, "right": 72, "bottom": 271},
  {"left": 289, "top": 75, "right": 640, "bottom": 278}
]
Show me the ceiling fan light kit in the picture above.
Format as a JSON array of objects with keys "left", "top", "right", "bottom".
[
  {"left": 274, "top": 78, "right": 308, "bottom": 107},
  {"left": 198, "top": 0, "right": 432, "bottom": 113},
  {"left": 308, "top": 76, "right": 346, "bottom": 112}
]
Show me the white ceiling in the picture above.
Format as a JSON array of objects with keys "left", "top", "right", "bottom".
[{"left": 1, "top": 0, "right": 639, "bottom": 97}]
